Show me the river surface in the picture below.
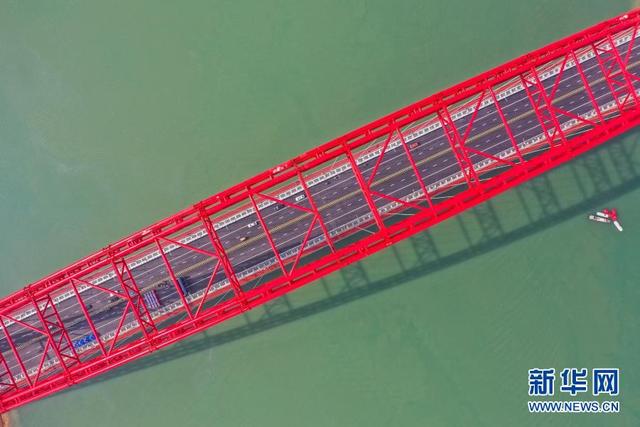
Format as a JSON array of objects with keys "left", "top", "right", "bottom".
[{"left": 1, "top": 1, "right": 638, "bottom": 426}]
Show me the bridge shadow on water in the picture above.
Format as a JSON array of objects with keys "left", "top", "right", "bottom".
[{"left": 55, "top": 132, "right": 640, "bottom": 397}]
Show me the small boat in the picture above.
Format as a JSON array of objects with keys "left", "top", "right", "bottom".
[
  {"left": 610, "top": 210, "right": 623, "bottom": 232},
  {"left": 588, "top": 214, "right": 611, "bottom": 224},
  {"left": 588, "top": 208, "right": 623, "bottom": 231}
]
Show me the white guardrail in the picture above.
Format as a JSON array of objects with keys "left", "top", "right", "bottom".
[{"left": 2, "top": 27, "right": 638, "bottom": 383}]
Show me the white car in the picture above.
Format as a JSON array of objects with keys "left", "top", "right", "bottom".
[
  {"left": 247, "top": 220, "right": 259, "bottom": 228},
  {"left": 295, "top": 194, "right": 306, "bottom": 202}
]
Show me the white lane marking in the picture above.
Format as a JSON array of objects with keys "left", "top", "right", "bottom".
[{"left": 3, "top": 32, "right": 638, "bottom": 380}]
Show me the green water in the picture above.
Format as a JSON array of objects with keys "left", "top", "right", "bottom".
[{"left": 1, "top": 1, "right": 639, "bottom": 425}]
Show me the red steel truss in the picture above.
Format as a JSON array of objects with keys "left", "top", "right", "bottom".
[{"left": 1, "top": 9, "right": 640, "bottom": 411}]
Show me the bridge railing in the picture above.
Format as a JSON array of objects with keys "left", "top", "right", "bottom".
[{"left": 1, "top": 9, "right": 640, "bottom": 411}]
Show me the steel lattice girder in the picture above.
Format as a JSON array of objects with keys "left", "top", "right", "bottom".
[{"left": 0, "top": 9, "right": 640, "bottom": 411}]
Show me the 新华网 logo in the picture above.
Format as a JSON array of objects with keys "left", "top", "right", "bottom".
[{"left": 527, "top": 368, "right": 620, "bottom": 413}]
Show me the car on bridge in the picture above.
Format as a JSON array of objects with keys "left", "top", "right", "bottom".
[{"left": 177, "top": 276, "right": 190, "bottom": 296}]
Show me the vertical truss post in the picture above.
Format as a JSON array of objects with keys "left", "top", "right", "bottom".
[
  {"left": 548, "top": 54, "right": 570, "bottom": 101},
  {"left": 591, "top": 36, "right": 639, "bottom": 112},
  {"left": 0, "top": 349, "right": 17, "bottom": 393},
  {"left": 446, "top": 90, "right": 518, "bottom": 168},
  {"left": 396, "top": 127, "right": 437, "bottom": 215},
  {"left": 28, "top": 292, "right": 79, "bottom": 379},
  {"left": 296, "top": 170, "right": 336, "bottom": 253},
  {"left": 367, "top": 132, "right": 394, "bottom": 187},
  {"left": 248, "top": 193, "right": 291, "bottom": 280},
  {"left": 604, "top": 34, "right": 639, "bottom": 105},
  {"left": 591, "top": 42, "right": 627, "bottom": 113},
  {"left": 287, "top": 216, "right": 317, "bottom": 275},
  {"left": 343, "top": 141, "right": 386, "bottom": 231},
  {"left": 1, "top": 11, "right": 640, "bottom": 413},
  {"left": 437, "top": 108, "right": 479, "bottom": 187},
  {"left": 110, "top": 257, "right": 157, "bottom": 341},
  {"left": 361, "top": 130, "right": 434, "bottom": 215},
  {"left": 154, "top": 239, "right": 194, "bottom": 320},
  {"left": 519, "top": 68, "right": 569, "bottom": 150},
  {"left": 571, "top": 51, "right": 606, "bottom": 124},
  {"left": 69, "top": 279, "right": 107, "bottom": 357},
  {"left": 199, "top": 210, "right": 247, "bottom": 307},
  {"left": 487, "top": 85, "right": 525, "bottom": 163},
  {"left": 621, "top": 24, "right": 639, "bottom": 66},
  {"left": 0, "top": 317, "right": 31, "bottom": 387}
]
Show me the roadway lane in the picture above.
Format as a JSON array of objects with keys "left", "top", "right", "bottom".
[{"left": 2, "top": 31, "right": 639, "bottom": 388}]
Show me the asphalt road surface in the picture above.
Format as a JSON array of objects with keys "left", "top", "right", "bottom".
[{"left": 2, "top": 32, "right": 639, "bottom": 390}]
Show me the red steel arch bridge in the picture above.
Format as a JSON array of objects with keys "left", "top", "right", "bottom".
[{"left": 1, "top": 9, "right": 640, "bottom": 411}]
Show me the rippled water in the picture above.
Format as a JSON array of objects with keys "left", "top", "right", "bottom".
[{"left": 0, "top": 1, "right": 638, "bottom": 426}]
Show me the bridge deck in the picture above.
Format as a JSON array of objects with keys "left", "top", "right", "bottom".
[{"left": 1, "top": 10, "right": 640, "bottom": 411}]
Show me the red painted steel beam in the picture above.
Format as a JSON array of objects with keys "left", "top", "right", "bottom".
[
  {"left": 572, "top": 51, "right": 607, "bottom": 124},
  {"left": 0, "top": 317, "right": 31, "bottom": 389},
  {"left": 28, "top": 294, "right": 80, "bottom": 380},
  {"left": 0, "top": 10, "right": 635, "bottom": 314},
  {"left": 297, "top": 171, "right": 338, "bottom": 254},
  {"left": 155, "top": 239, "right": 195, "bottom": 320},
  {"left": 0, "top": 9, "right": 639, "bottom": 411},
  {"left": 343, "top": 146, "right": 387, "bottom": 231},
  {"left": 69, "top": 279, "right": 108, "bottom": 357},
  {"left": 437, "top": 108, "right": 480, "bottom": 187},
  {"left": 593, "top": 35, "right": 640, "bottom": 111},
  {"left": 198, "top": 211, "right": 246, "bottom": 305},
  {"left": 25, "top": 21, "right": 640, "bottom": 301},
  {"left": 397, "top": 128, "right": 438, "bottom": 212},
  {"left": 108, "top": 259, "right": 157, "bottom": 352},
  {"left": 248, "top": 193, "right": 291, "bottom": 281},
  {"left": 487, "top": 85, "right": 526, "bottom": 163}
]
